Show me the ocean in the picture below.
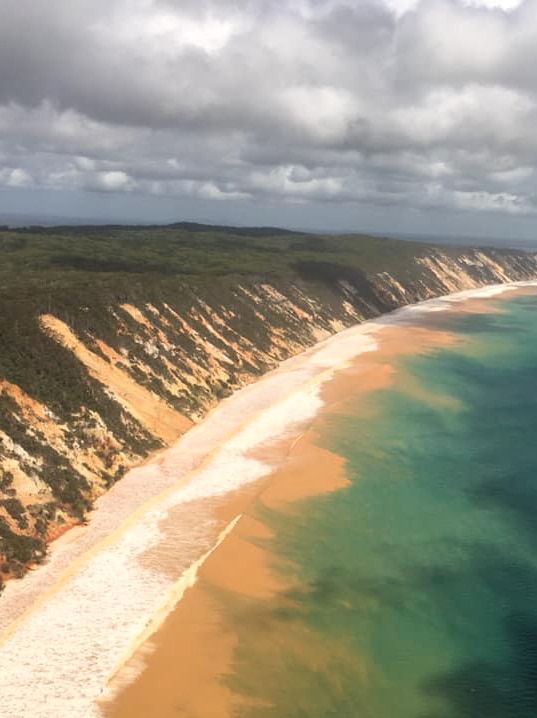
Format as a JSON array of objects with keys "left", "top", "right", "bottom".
[{"left": 218, "top": 289, "right": 537, "bottom": 718}]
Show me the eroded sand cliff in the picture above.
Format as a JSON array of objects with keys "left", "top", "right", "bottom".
[{"left": 1, "top": 246, "right": 536, "bottom": 583}]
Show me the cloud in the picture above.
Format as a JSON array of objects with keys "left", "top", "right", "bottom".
[{"left": 1, "top": 0, "right": 537, "bottom": 222}]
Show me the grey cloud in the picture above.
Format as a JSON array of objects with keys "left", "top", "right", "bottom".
[{"left": 1, "top": 0, "right": 537, "bottom": 222}]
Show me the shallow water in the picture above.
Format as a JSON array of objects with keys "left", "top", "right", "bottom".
[{"left": 226, "top": 290, "right": 537, "bottom": 718}]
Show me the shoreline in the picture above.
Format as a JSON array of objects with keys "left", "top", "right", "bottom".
[
  {"left": 100, "top": 304, "right": 486, "bottom": 717},
  {"left": 3, "top": 279, "right": 533, "bottom": 588},
  {"left": 102, "top": 279, "right": 537, "bottom": 717},
  {"left": 1, "top": 279, "right": 537, "bottom": 718}
]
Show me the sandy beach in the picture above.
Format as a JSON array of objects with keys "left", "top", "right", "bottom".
[{"left": 2, "top": 281, "right": 537, "bottom": 718}]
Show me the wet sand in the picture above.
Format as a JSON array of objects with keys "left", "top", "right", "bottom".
[{"left": 102, "top": 319, "right": 464, "bottom": 718}]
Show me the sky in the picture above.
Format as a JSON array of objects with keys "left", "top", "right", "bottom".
[{"left": 2, "top": 0, "right": 537, "bottom": 239}]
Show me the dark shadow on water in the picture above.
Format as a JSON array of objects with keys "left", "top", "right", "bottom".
[
  {"left": 278, "top": 537, "right": 537, "bottom": 718},
  {"left": 421, "top": 613, "right": 537, "bottom": 718},
  {"left": 471, "top": 472, "right": 537, "bottom": 544}
]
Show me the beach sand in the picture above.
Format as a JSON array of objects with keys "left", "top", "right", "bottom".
[{"left": 101, "top": 319, "right": 463, "bottom": 718}]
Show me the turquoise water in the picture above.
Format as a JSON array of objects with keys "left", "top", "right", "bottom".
[{"left": 228, "top": 292, "right": 537, "bottom": 718}]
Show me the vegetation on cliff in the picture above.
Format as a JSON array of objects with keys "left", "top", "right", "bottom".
[{"left": 1, "top": 222, "right": 536, "bottom": 589}]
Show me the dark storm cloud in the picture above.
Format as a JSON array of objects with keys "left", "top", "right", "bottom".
[{"left": 0, "top": 0, "right": 536, "bottom": 217}]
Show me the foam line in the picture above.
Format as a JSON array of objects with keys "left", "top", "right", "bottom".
[{"left": 96, "top": 514, "right": 242, "bottom": 708}]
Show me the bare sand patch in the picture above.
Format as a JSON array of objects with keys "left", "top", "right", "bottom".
[{"left": 40, "top": 314, "right": 192, "bottom": 442}]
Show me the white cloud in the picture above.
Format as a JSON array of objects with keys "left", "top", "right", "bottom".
[
  {"left": 4, "top": 168, "right": 33, "bottom": 187},
  {"left": 278, "top": 85, "right": 361, "bottom": 142},
  {"left": 94, "top": 171, "right": 133, "bottom": 192},
  {"left": 463, "top": 0, "right": 522, "bottom": 8},
  {"left": 453, "top": 189, "right": 527, "bottom": 212},
  {"left": 386, "top": 0, "right": 523, "bottom": 14}
]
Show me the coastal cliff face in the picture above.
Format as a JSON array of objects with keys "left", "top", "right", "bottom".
[{"left": 1, "top": 227, "right": 536, "bottom": 586}]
